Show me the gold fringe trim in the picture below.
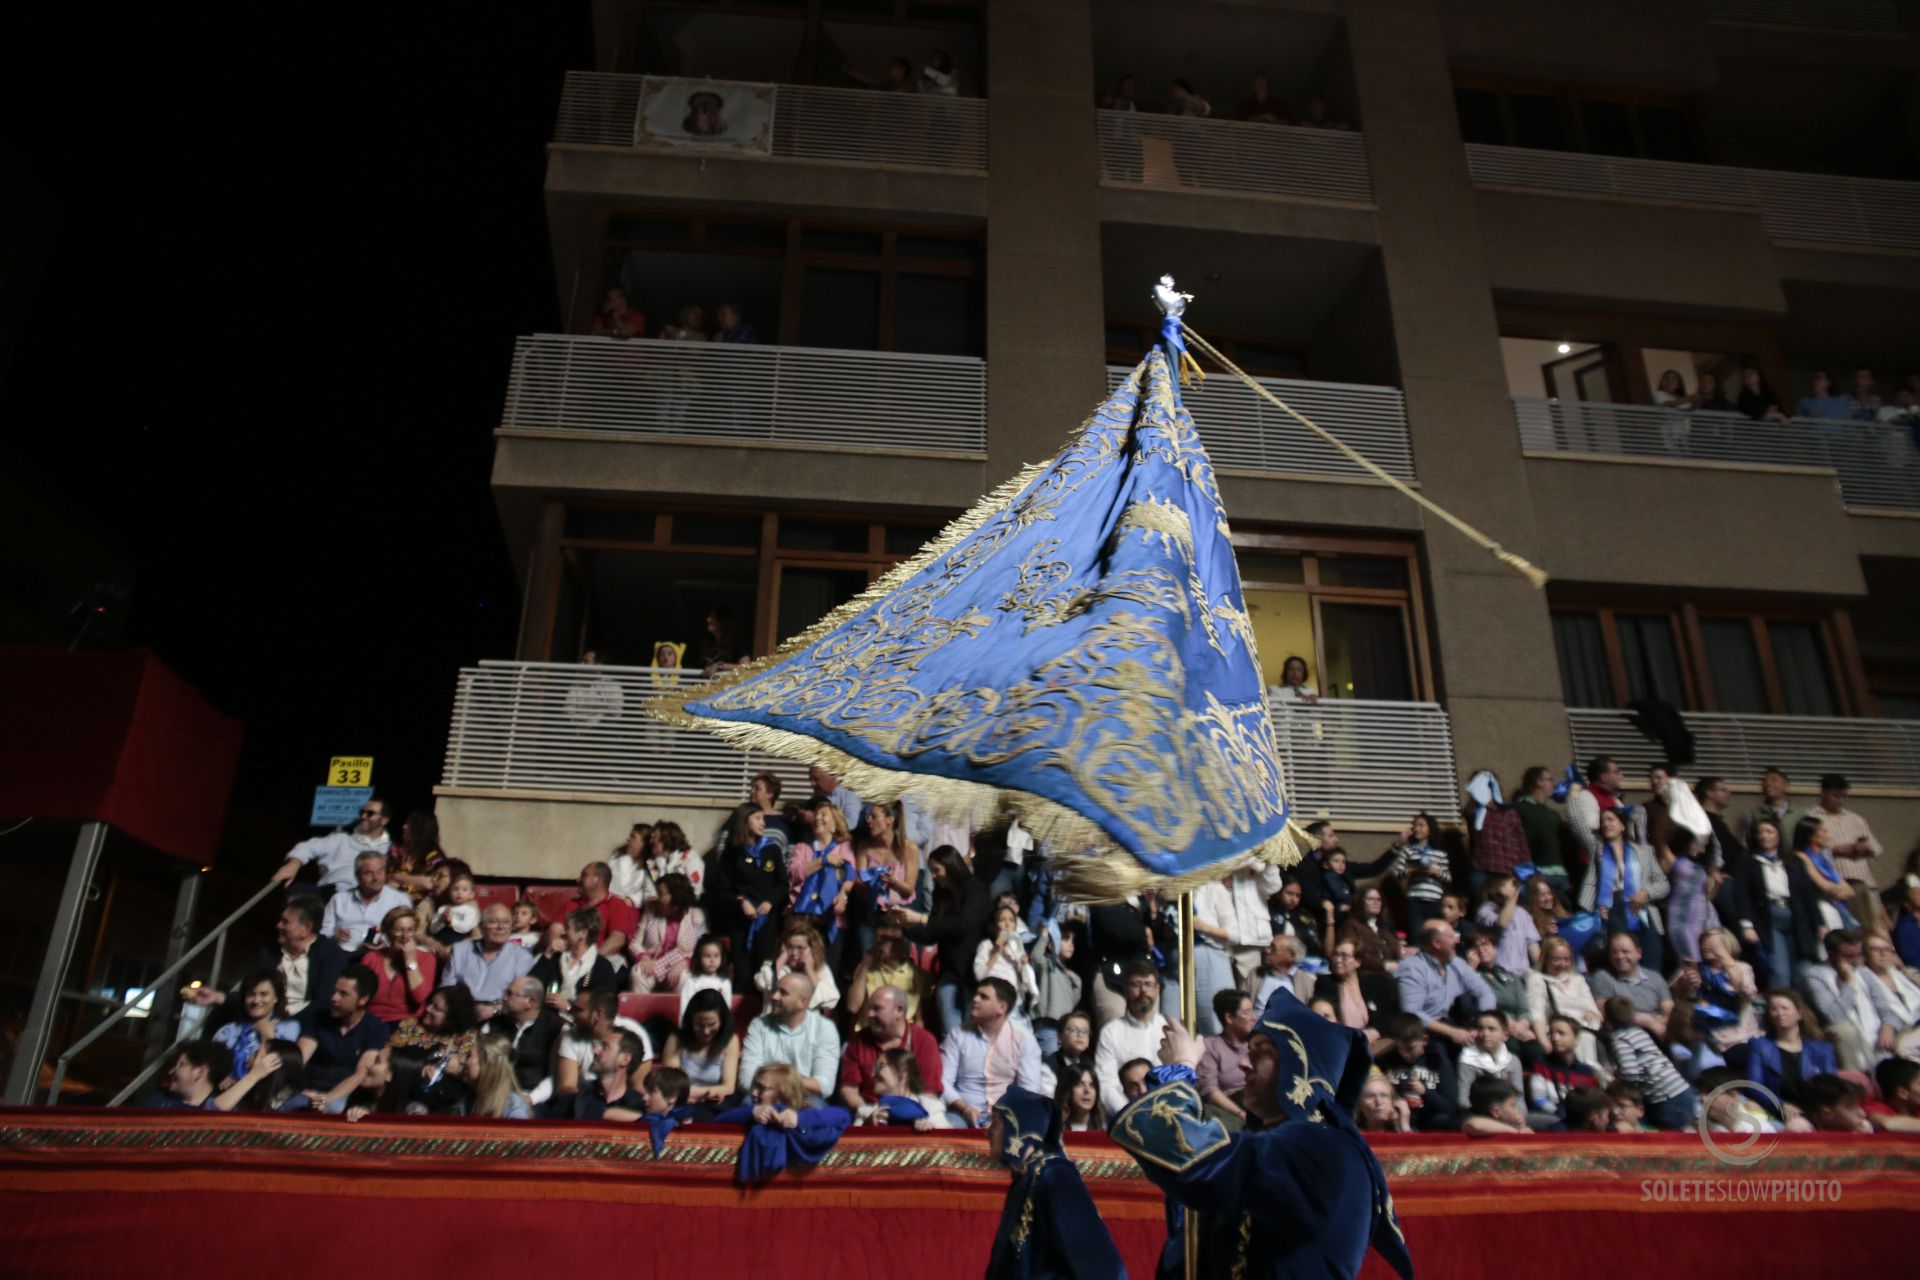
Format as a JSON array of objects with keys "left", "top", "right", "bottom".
[{"left": 643, "top": 355, "right": 1309, "bottom": 904}]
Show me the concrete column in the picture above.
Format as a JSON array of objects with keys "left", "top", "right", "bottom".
[
  {"left": 983, "top": 0, "right": 1108, "bottom": 484},
  {"left": 1345, "top": 0, "right": 1572, "bottom": 779}
]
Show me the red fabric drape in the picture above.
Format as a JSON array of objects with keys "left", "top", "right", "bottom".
[
  {"left": 0, "top": 646, "right": 242, "bottom": 863},
  {"left": 0, "top": 1111, "right": 1914, "bottom": 1278}
]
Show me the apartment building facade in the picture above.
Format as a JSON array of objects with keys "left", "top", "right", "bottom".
[{"left": 438, "top": 0, "right": 1920, "bottom": 884}]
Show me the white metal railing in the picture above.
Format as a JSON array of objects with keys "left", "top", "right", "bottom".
[
  {"left": 442, "top": 663, "right": 1459, "bottom": 828},
  {"left": 554, "top": 72, "right": 988, "bottom": 172},
  {"left": 1567, "top": 708, "right": 1920, "bottom": 792},
  {"left": 1703, "top": 0, "right": 1903, "bottom": 31},
  {"left": 1512, "top": 395, "right": 1920, "bottom": 511},
  {"left": 502, "top": 334, "right": 988, "bottom": 453},
  {"left": 1464, "top": 143, "right": 1920, "bottom": 253},
  {"left": 1108, "top": 366, "right": 1413, "bottom": 480},
  {"left": 1273, "top": 697, "right": 1460, "bottom": 825},
  {"left": 1096, "top": 110, "right": 1373, "bottom": 204}
]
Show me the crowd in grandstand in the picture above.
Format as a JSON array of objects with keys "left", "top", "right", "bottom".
[{"left": 159, "top": 759, "right": 1920, "bottom": 1146}]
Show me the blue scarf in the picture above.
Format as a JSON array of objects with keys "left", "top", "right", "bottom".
[
  {"left": 1595, "top": 842, "right": 1642, "bottom": 931},
  {"left": 644, "top": 1104, "right": 695, "bottom": 1156},
  {"left": 874, "top": 1093, "right": 928, "bottom": 1124},
  {"left": 711, "top": 1103, "right": 852, "bottom": 1182},
  {"left": 1695, "top": 964, "right": 1743, "bottom": 1028},
  {"left": 792, "top": 849, "right": 890, "bottom": 943}
]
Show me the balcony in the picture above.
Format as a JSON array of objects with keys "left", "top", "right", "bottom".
[
  {"left": 555, "top": 73, "right": 988, "bottom": 174},
  {"left": 501, "top": 335, "right": 988, "bottom": 456},
  {"left": 1567, "top": 707, "right": 1920, "bottom": 792},
  {"left": 1464, "top": 144, "right": 1920, "bottom": 253},
  {"left": 1512, "top": 396, "right": 1920, "bottom": 512},
  {"left": 439, "top": 662, "right": 1459, "bottom": 832},
  {"left": 1095, "top": 111, "right": 1372, "bottom": 205},
  {"left": 1111, "top": 367, "right": 1412, "bottom": 481}
]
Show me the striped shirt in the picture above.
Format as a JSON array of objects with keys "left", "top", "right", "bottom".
[
  {"left": 1607, "top": 1025, "right": 1689, "bottom": 1104},
  {"left": 1817, "top": 806, "right": 1882, "bottom": 884},
  {"left": 1392, "top": 843, "right": 1450, "bottom": 902}
]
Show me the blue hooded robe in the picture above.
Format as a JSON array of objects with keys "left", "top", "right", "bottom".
[
  {"left": 986, "top": 1085, "right": 1128, "bottom": 1280},
  {"left": 1108, "top": 989, "right": 1414, "bottom": 1280}
]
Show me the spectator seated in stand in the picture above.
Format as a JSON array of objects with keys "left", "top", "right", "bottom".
[
  {"left": 1602, "top": 996, "right": 1697, "bottom": 1130},
  {"left": 1800, "top": 928, "right": 1885, "bottom": 1073},
  {"left": 364, "top": 907, "right": 435, "bottom": 1029},
  {"left": 679, "top": 934, "right": 734, "bottom": 1018},
  {"left": 1800, "top": 1073, "right": 1872, "bottom": 1133},
  {"left": 531, "top": 908, "right": 620, "bottom": 1005},
  {"left": 1528, "top": 1015, "right": 1603, "bottom": 1122},
  {"left": 442, "top": 903, "right": 536, "bottom": 1020},
  {"left": 1588, "top": 932, "right": 1675, "bottom": 1042},
  {"left": 1374, "top": 1012, "right": 1458, "bottom": 1132},
  {"left": 1456, "top": 1010, "right": 1524, "bottom": 1115},
  {"left": 427, "top": 870, "right": 480, "bottom": 949},
  {"left": 1356, "top": 1069, "right": 1412, "bottom": 1133},
  {"left": 1563, "top": 1086, "right": 1615, "bottom": 1133},
  {"left": 1461, "top": 1076, "right": 1530, "bottom": 1138},
  {"left": 1119, "top": 1057, "right": 1155, "bottom": 1104},
  {"left": 462, "top": 1033, "right": 533, "bottom": 1120},
  {"left": 855, "top": 1048, "right": 948, "bottom": 1130},
  {"left": 187, "top": 899, "right": 348, "bottom": 1035},
  {"left": 320, "top": 851, "right": 413, "bottom": 952},
  {"left": 1197, "top": 988, "right": 1258, "bottom": 1130},
  {"left": 272, "top": 799, "right": 393, "bottom": 897},
  {"left": 339, "top": 1044, "right": 430, "bottom": 1121},
  {"left": 210, "top": 971, "right": 303, "bottom": 1080},
  {"left": 1870, "top": 1059, "right": 1920, "bottom": 1133},
  {"left": 1053, "top": 1061, "right": 1107, "bottom": 1133},
  {"left": 943, "top": 976, "right": 1042, "bottom": 1128},
  {"left": 388, "top": 984, "right": 481, "bottom": 1109},
  {"left": 1039, "top": 1009, "right": 1093, "bottom": 1098},
  {"left": 481, "top": 976, "right": 563, "bottom": 1099},
  {"left": 661, "top": 987, "right": 740, "bottom": 1114},
  {"left": 570, "top": 1028, "right": 648, "bottom": 1121},
  {"left": 1395, "top": 921, "right": 1495, "bottom": 1055},
  {"left": 558, "top": 862, "right": 639, "bottom": 968},
  {"left": 838, "top": 983, "right": 943, "bottom": 1111},
  {"left": 755, "top": 921, "right": 840, "bottom": 1014},
  {"left": 1094, "top": 961, "right": 1169, "bottom": 1117},
  {"left": 629, "top": 872, "right": 705, "bottom": 996},
  {"left": 1696, "top": 1065, "right": 1781, "bottom": 1138},
  {"left": 740, "top": 972, "right": 841, "bottom": 1107},
  {"left": 140, "top": 1041, "right": 232, "bottom": 1110},
  {"left": 1528, "top": 935, "right": 1605, "bottom": 1067},
  {"left": 212, "top": 1039, "right": 308, "bottom": 1113},
  {"left": 298, "top": 966, "right": 391, "bottom": 1111},
  {"left": 1252, "top": 934, "right": 1314, "bottom": 1008},
  {"left": 553, "top": 988, "right": 652, "bottom": 1111}
]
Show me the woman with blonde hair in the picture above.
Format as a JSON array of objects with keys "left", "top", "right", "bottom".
[
  {"left": 713, "top": 1061, "right": 853, "bottom": 1180},
  {"left": 366, "top": 906, "right": 435, "bottom": 1028},
  {"left": 1526, "top": 935, "right": 1605, "bottom": 1067},
  {"left": 462, "top": 1033, "right": 532, "bottom": 1119}
]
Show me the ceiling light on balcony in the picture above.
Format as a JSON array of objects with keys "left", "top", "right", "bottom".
[{"left": 1556, "top": 342, "right": 1572, "bottom": 354}]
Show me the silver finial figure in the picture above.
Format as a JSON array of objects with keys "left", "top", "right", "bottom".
[{"left": 1152, "top": 274, "right": 1192, "bottom": 319}]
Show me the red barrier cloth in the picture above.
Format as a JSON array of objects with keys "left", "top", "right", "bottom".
[
  {"left": 0, "top": 646, "right": 242, "bottom": 864},
  {"left": 0, "top": 1111, "right": 1915, "bottom": 1277}
]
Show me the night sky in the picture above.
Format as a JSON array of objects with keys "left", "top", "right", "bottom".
[{"left": 1, "top": 6, "right": 593, "bottom": 861}]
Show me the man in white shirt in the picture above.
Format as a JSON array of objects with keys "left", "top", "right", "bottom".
[
  {"left": 740, "top": 972, "right": 841, "bottom": 1103},
  {"left": 272, "top": 798, "right": 393, "bottom": 895},
  {"left": 1221, "top": 857, "right": 1285, "bottom": 990},
  {"left": 1252, "top": 935, "right": 1314, "bottom": 1008},
  {"left": 941, "top": 976, "right": 1041, "bottom": 1127},
  {"left": 1093, "top": 961, "right": 1169, "bottom": 1115},
  {"left": 319, "top": 851, "right": 413, "bottom": 948}
]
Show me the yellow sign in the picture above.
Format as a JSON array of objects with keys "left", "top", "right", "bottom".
[{"left": 328, "top": 756, "right": 374, "bottom": 787}]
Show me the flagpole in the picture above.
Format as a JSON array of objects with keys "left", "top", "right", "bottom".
[{"left": 1178, "top": 889, "right": 1199, "bottom": 1280}]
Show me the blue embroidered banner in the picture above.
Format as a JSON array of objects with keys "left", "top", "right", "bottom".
[{"left": 654, "top": 341, "right": 1298, "bottom": 899}]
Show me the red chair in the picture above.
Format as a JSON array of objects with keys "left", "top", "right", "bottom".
[
  {"left": 618, "top": 993, "right": 682, "bottom": 1026},
  {"left": 525, "top": 885, "right": 576, "bottom": 926},
  {"left": 473, "top": 883, "right": 520, "bottom": 913}
]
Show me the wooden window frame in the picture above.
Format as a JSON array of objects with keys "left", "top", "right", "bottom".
[
  {"left": 1549, "top": 593, "right": 1864, "bottom": 716},
  {"left": 585, "top": 210, "right": 983, "bottom": 354}
]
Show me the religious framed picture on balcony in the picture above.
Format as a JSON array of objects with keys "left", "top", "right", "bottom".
[{"left": 636, "top": 77, "right": 775, "bottom": 155}]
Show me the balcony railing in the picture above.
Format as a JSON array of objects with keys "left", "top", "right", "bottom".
[
  {"left": 1464, "top": 143, "right": 1920, "bottom": 253},
  {"left": 502, "top": 334, "right": 988, "bottom": 454},
  {"left": 442, "top": 663, "right": 1459, "bottom": 829},
  {"left": 1096, "top": 110, "right": 1373, "bottom": 204},
  {"left": 555, "top": 72, "right": 988, "bottom": 173},
  {"left": 1567, "top": 707, "right": 1920, "bottom": 792},
  {"left": 1108, "top": 366, "right": 1413, "bottom": 480},
  {"left": 1704, "top": 0, "right": 1903, "bottom": 32},
  {"left": 1512, "top": 396, "right": 1920, "bottom": 512}
]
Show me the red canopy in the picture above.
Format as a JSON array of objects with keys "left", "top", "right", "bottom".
[{"left": 0, "top": 646, "right": 243, "bottom": 865}]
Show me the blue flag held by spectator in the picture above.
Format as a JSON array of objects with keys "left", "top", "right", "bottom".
[{"left": 652, "top": 297, "right": 1302, "bottom": 902}]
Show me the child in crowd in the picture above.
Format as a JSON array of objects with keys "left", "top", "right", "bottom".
[
  {"left": 1318, "top": 847, "right": 1355, "bottom": 935},
  {"left": 1375, "top": 1013, "right": 1457, "bottom": 1132},
  {"left": 1603, "top": 996, "right": 1698, "bottom": 1130},
  {"left": 1696, "top": 1066, "right": 1782, "bottom": 1137},
  {"left": 1563, "top": 1086, "right": 1615, "bottom": 1132},
  {"left": 1801, "top": 1074, "right": 1871, "bottom": 1133},
  {"left": 680, "top": 934, "right": 734, "bottom": 1016},
  {"left": 508, "top": 899, "right": 544, "bottom": 949},
  {"left": 430, "top": 872, "right": 480, "bottom": 947},
  {"left": 858, "top": 1048, "right": 947, "bottom": 1131},
  {"left": 1461, "top": 1077, "right": 1530, "bottom": 1137},
  {"left": 1870, "top": 1059, "right": 1920, "bottom": 1133},
  {"left": 644, "top": 1065, "right": 690, "bottom": 1116},
  {"left": 1604, "top": 1080, "right": 1649, "bottom": 1132},
  {"left": 1440, "top": 893, "right": 1468, "bottom": 929},
  {"left": 1456, "top": 1010, "right": 1524, "bottom": 1112},
  {"left": 1040, "top": 1009, "right": 1093, "bottom": 1097},
  {"left": 1528, "top": 1015, "right": 1602, "bottom": 1120},
  {"left": 1309, "top": 997, "right": 1340, "bottom": 1023}
]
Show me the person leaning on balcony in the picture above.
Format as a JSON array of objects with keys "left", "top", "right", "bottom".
[
  {"left": 1735, "top": 361, "right": 1790, "bottom": 424},
  {"left": 1651, "top": 368, "right": 1688, "bottom": 406},
  {"left": 659, "top": 303, "right": 708, "bottom": 342},
  {"left": 1168, "top": 77, "right": 1211, "bottom": 117},
  {"left": 1795, "top": 370, "right": 1856, "bottom": 421},
  {"left": 1233, "top": 71, "right": 1289, "bottom": 123},
  {"left": 714, "top": 302, "right": 757, "bottom": 344},
  {"left": 591, "top": 286, "right": 644, "bottom": 339},
  {"left": 919, "top": 51, "right": 957, "bottom": 97},
  {"left": 1673, "top": 370, "right": 1736, "bottom": 414},
  {"left": 1849, "top": 366, "right": 1883, "bottom": 420}
]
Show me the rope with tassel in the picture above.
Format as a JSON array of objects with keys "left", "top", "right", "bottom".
[{"left": 1182, "top": 325, "right": 1550, "bottom": 591}]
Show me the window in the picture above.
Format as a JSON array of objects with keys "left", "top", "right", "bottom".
[
  {"left": 1549, "top": 601, "right": 1859, "bottom": 715},
  {"left": 535, "top": 506, "right": 956, "bottom": 663},
  {"left": 1453, "top": 78, "right": 1693, "bottom": 162},
  {"left": 1233, "top": 535, "right": 1428, "bottom": 701},
  {"left": 592, "top": 213, "right": 982, "bottom": 354}
]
